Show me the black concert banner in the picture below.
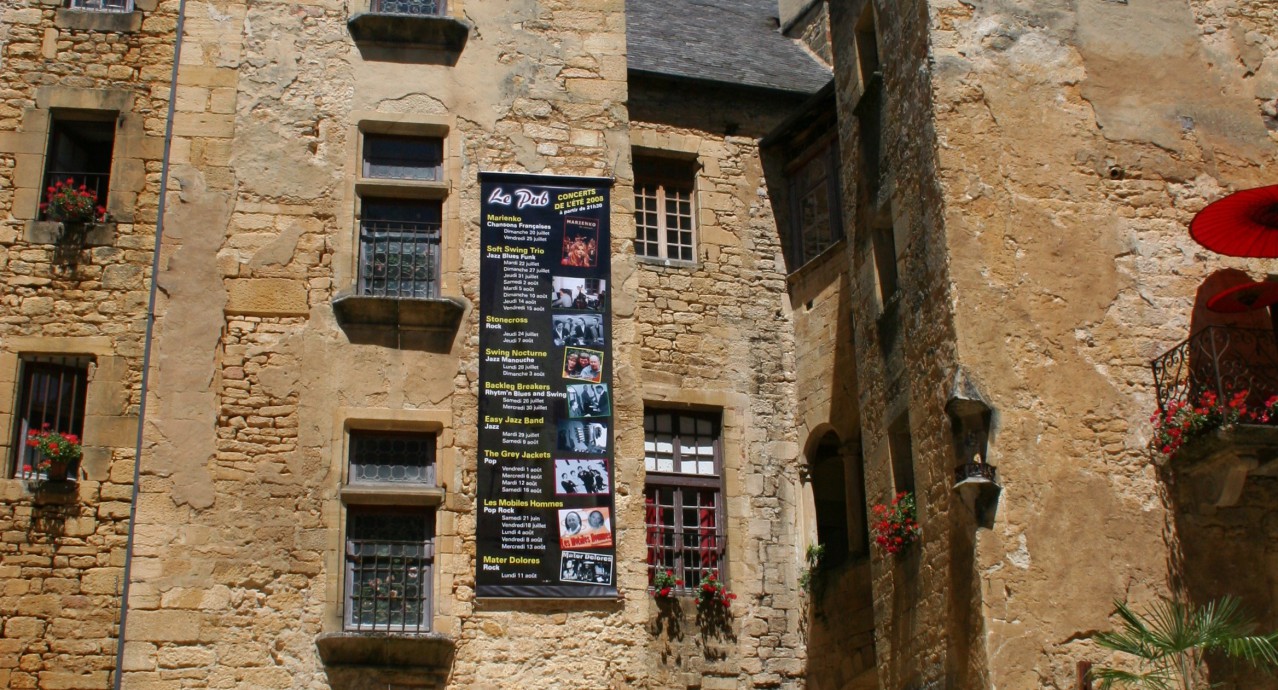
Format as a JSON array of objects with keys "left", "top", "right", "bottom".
[{"left": 476, "top": 172, "right": 615, "bottom": 598}]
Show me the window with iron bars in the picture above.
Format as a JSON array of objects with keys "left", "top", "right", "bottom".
[
  {"left": 643, "top": 408, "right": 726, "bottom": 593},
  {"left": 343, "top": 431, "right": 437, "bottom": 632},
  {"left": 633, "top": 156, "right": 696, "bottom": 263},
  {"left": 369, "top": 0, "right": 445, "bottom": 16},
  {"left": 358, "top": 199, "right": 442, "bottom": 299},
  {"left": 344, "top": 508, "right": 435, "bottom": 632},
  {"left": 41, "top": 117, "right": 116, "bottom": 222},
  {"left": 11, "top": 357, "right": 91, "bottom": 480},
  {"left": 67, "top": 0, "right": 134, "bottom": 11}
]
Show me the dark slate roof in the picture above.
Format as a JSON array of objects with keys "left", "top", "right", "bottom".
[{"left": 627, "top": 0, "right": 833, "bottom": 95}]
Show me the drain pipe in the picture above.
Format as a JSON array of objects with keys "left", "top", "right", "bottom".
[{"left": 113, "top": 0, "right": 187, "bottom": 685}]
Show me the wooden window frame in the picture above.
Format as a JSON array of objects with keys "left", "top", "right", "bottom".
[
  {"left": 643, "top": 408, "right": 727, "bottom": 594},
  {"left": 633, "top": 157, "right": 697, "bottom": 263},
  {"left": 785, "top": 135, "right": 844, "bottom": 267}
]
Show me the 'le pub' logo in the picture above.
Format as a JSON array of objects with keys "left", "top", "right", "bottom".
[{"left": 488, "top": 187, "right": 550, "bottom": 210}]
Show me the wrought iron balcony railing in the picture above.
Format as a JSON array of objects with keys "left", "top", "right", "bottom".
[
  {"left": 370, "top": 0, "right": 445, "bottom": 16},
  {"left": 345, "top": 538, "right": 433, "bottom": 632},
  {"left": 358, "top": 221, "right": 441, "bottom": 299},
  {"left": 1151, "top": 326, "right": 1278, "bottom": 413}
]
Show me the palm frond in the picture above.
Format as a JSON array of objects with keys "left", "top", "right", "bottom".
[
  {"left": 1090, "top": 596, "right": 1278, "bottom": 689},
  {"left": 1090, "top": 666, "right": 1176, "bottom": 690}
]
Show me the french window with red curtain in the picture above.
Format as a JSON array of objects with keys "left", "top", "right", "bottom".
[{"left": 642, "top": 408, "right": 724, "bottom": 592}]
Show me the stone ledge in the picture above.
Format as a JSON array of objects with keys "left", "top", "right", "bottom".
[
  {"left": 340, "top": 484, "right": 445, "bottom": 507},
  {"left": 315, "top": 631, "right": 455, "bottom": 668},
  {"left": 55, "top": 9, "right": 143, "bottom": 33},
  {"left": 25, "top": 221, "right": 116, "bottom": 246},
  {"left": 347, "top": 12, "right": 471, "bottom": 52},
  {"left": 636, "top": 256, "right": 699, "bottom": 271},
  {"left": 332, "top": 292, "right": 467, "bottom": 331},
  {"left": 1165, "top": 424, "right": 1278, "bottom": 507}
]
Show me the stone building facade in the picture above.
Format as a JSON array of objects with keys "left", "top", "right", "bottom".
[
  {"left": 0, "top": 2, "right": 172, "bottom": 688},
  {"left": 3, "top": 0, "right": 1278, "bottom": 688}
]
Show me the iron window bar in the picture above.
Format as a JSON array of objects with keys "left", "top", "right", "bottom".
[
  {"left": 13, "top": 359, "right": 89, "bottom": 480},
  {"left": 369, "top": 0, "right": 445, "bottom": 16},
  {"left": 345, "top": 538, "right": 434, "bottom": 632},
  {"left": 67, "top": 0, "right": 134, "bottom": 12},
  {"left": 358, "top": 220, "right": 441, "bottom": 299}
]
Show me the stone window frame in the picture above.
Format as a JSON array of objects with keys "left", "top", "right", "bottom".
[
  {"left": 0, "top": 336, "right": 137, "bottom": 498},
  {"left": 345, "top": 114, "right": 458, "bottom": 300},
  {"left": 7, "top": 87, "right": 155, "bottom": 246},
  {"left": 640, "top": 386, "right": 748, "bottom": 597},
  {"left": 324, "top": 408, "right": 453, "bottom": 638}
]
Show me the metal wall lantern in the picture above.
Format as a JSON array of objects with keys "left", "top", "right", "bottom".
[{"left": 947, "top": 373, "right": 1001, "bottom": 527}]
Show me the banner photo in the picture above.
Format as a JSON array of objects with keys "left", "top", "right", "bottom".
[{"left": 476, "top": 172, "right": 615, "bottom": 598}]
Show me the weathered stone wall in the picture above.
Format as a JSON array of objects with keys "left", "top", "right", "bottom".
[
  {"left": 825, "top": 0, "right": 982, "bottom": 686},
  {"left": 0, "top": 1, "right": 172, "bottom": 687},
  {"left": 925, "top": 0, "right": 1278, "bottom": 686},
  {"left": 627, "top": 80, "right": 812, "bottom": 689},
  {"left": 120, "top": 0, "right": 665, "bottom": 687}
]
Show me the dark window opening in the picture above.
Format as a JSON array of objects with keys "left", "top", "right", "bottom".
[
  {"left": 888, "top": 412, "right": 915, "bottom": 496},
  {"left": 41, "top": 116, "right": 116, "bottom": 221},
  {"left": 811, "top": 434, "right": 849, "bottom": 566},
  {"left": 12, "top": 356, "right": 91, "bottom": 479},
  {"left": 362, "top": 135, "right": 443, "bottom": 182},
  {"left": 349, "top": 431, "right": 436, "bottom": 485},
  {"left": 872, "top": 224, "right": 899, "bottom": 307}
]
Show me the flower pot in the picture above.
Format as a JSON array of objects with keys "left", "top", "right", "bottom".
[{"left": 42, "top": 459, "right": 70, "bottom": 482}]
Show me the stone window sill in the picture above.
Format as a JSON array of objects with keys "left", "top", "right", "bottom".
[
  {"left": 315, "top": 631, "right": 455, "bottom": 668},
  {"left": 347, "top": 12, "right": 471, "bottom": 52},
  {"left": 55, "top": 9, "right": 143, "bottom": 33},
  {"left": 25, "top": 221, "right": 116, "bottom": 247},
  {"left": 340, "top": 483, "right": 445, "bottom": 507},
  {"left": 356, "top": 179, "right": 449, "bottom": 200},
  {"left": 636, "top": 255, "right": 699, "bottom": 270},
  {"left": 332, "top": 292, "right": 467, "bottom": 331}
]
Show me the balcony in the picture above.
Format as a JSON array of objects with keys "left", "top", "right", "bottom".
[
  {"left": 347, "top": 0, "right": 471, "bottom": 54},
  {"left": 1151, "top": 325, "right": 1278, "bottom": 506}
]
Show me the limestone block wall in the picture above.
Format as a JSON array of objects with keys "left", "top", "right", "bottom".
[
  {"left": 119, "top": 0, "right": 668, "bottom": 687},
  {"left": 925, "top": 0, "right": 1278, "bottom": 686},
  {"left": 626, "top": 82, "right": 810, "bottom": 688},
  {"left": 826, "top": 0, "right": 982, "bottom": 687},
  {"left": 0, "top": 1, "right": 173, "bottom": 687}
]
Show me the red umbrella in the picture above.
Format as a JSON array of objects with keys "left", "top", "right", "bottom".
[
  {"left": 1205, "top": 280, "right": 1278, "bottom": 313},
  {"left": 1190, "top": 185, "right": 1278, "bottom": 258}
]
